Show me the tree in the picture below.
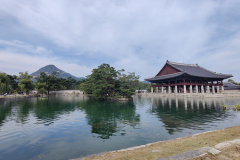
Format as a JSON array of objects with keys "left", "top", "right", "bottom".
[
  {"left": 81, "top": 64, "right": 119, "bottom": 99},
  {"left": 0, "top": 73, "right": 13, "bottom": 94},
  {"left": 35, "top": 72, "right": 58, "bottom": 95},
  {"left": 7, "top": 75, "right": 19, "bottom": 91},
  {"left": 117, "top": 72, "right": 140, "bottom": 97},
  {"left": 18, "top": 72, "right": 34, "bottom": 94},
  {"left": 80, "top": 64, "right": 140, "bottom": 99},
  {"left": 228, "top": 79, "right": 239, "bottom": 85}
]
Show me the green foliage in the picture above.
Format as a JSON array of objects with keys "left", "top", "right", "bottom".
[
  {"left": 228, "top": 79, "right": 239, "bottom": 85},
  {"left": 233, "top": 104, "right": 240, "bottom": 111},
  {"left": 117, "top": 72, "right": 140, "bottom": 97},
  {"left": 36, "top": 72, "right": 59, "bottom": 94},
  {"left": 222, "top": 105, "right": 230, "bottom": 111},
  {"left": 18, "top": 72, "right": 34, "bottom": 94},
  {"left": 35, "top": 72, "right": 83, "bottom": 94},
  {"left": 81, "top": 64, "right": 118, "bottom": 99},
  {"left": 80, "top": 64, "right": 140, "bottom": 100},
  {"left": 0, "top": 73, "right": 13, "bottom": 94}
]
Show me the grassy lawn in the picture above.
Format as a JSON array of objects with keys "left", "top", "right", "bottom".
[{"left": 80, "top": 125, "right": 240, "bottom": 160}]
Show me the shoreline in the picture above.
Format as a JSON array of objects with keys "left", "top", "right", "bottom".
[
  {"left": 137, "top": 92, "right": 240, "bottom": 98},
  {"left": 74, "top": 125, "right": 240, "bottom": 160}
]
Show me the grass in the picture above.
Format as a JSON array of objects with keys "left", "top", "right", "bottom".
[
  {"left": 192, "top": 140, "right": 240, "bottom": 160},
  {"left": 80, "top": 125, "right": 240, "bottom": 160}
]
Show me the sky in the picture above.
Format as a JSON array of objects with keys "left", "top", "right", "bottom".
[{"left": 0, "top": 0, "right": 240, "bottom": 81}]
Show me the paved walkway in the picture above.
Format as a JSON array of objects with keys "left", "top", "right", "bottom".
[{"left": 157, "top": 138, "right": 240, "bottom": 160}]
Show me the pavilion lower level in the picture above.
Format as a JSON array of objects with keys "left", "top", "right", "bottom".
[{"left": 150, "top": 79, "right": 224, "bottom": 94}]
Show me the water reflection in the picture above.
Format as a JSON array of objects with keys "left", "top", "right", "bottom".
[
  {"left": 0, "top": 97, "right": 140, "bottom": 140},
  {"left": 0, "top": 96, "right": 240, "bottom": 160},
  {"left": 77, "top": 100, "right": 140, "bottom": 139},
  {"left": 149, "top": 96, "right": 235, "bottom": 134}
]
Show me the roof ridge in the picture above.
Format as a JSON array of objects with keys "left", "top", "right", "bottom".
[
  {"left": 156, "top": 72, "right": 184, "bottom": 77},
  {"left": 167, "top": 60, "right": 198, "bottom": 67}
]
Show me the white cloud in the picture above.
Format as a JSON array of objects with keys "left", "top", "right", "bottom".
[
  {"left": 0, "top": 0, "right": 240, "bottom": 81},
  {"left": 0, "top": 50, "right": 92, "bottom": 77},
  {"left": 0, "top": 40, "right": 52, "bottom": 55}
]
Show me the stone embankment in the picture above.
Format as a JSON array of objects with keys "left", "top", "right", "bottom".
[{"left": 136, "top": 92, "right": 240, "bottom": 98}]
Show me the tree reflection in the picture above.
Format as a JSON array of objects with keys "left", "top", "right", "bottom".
[
  {"left": 78, "top": 100, "right": 140, "bottom": 139},
  {"left": 0, "top": 100, "right": 13, "bottom": 126},
  {"left": 0, "top": 97, "right": 140, "bottom": 140}
]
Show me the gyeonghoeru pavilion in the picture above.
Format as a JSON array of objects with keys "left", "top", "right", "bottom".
[{"left": 145, "top": 60, "right": 232, "bottom": 94}]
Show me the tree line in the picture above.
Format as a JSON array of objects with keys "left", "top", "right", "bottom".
[
  {"left": 0, "top": 64, "right": 151, "bottom": 97},
  {"left": 0, "top": 72, "right": 82, "bottom": 95}
]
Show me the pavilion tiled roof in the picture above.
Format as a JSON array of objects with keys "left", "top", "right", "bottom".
[
  {"left": 223, "top": 82, "right": 240, "bottom": 90},
  {"left": 145, "top": 61, "right": 232, "bottom": 82}
]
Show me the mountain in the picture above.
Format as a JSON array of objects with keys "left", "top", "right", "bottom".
[{"left": 31, "top": 65, "right": 84, "bottom": 81}]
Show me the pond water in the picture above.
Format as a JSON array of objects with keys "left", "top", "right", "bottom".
[{"left": 0, "top": 95, "right": 240, "bottom": 160}]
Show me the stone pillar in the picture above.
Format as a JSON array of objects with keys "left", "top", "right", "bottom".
[
  {"left": 175, "top": 85, "right": 177, "bottom": 94},
  {"left": 161, "top": 86, "right": 164, "bottom": 94},
  {"left": 184, "top": 85, "right": 186, "bottom": 93},
  {"left": 217, "top": 86, "right": 220, "bottom": 93},
  {"left": 168, "top": 86, "right": 171, "bottom": 94},
  {"left": 196, "top": 85, "right": 198, "bottom": 93},
  {"left": 212, "top": 86, "right": 215, "bottom": 93},
  {"left": 221, "top": 85, "right": 224, "bottom": 93},
  {"left": 190, "top": 85, "right": 192, "bottom": 93},
  {"left": 201, "top": 85, "right": 204, "bottom": 93},
  {"left": 151, "top": 87, "right": 153, "bottom": 93},
  {"left": 207, "top": 85, "right": 210, "bottom": 93},
  {"left": 156, "top": 87, "right": 158, "bottom": 93}
]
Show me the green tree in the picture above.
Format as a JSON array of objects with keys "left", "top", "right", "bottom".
[
  {"left": 228, "top": 79, "right": 239, "bottom": 85},
  {"left": 117, "top": 72, "right": 140, "bottom": 97},
  {"left": 7, "top": 75, "right": 19, "bottom": 91},
  {"left": 35, "top": 72, "right": 59, "bottom": 94},
  {"left": 18, "top": 72, "right": 34, "bottom": 94},
  {"left": 81, "top": 64, "right": 140, "bottom": 99},
  {"left": 0, "top": 73, "right": 13, "bottom": 94},
  {"left": 81, "top": 64, "right": 119, "bottom": 99}
]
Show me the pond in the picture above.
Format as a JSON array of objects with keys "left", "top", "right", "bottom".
[{"left": 0, "top": 95, "right": 240, "bottom": 160}]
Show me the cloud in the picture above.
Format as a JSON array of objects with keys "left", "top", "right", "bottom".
[
  {"left": 0, "top": 0, "right": 240, "bottom": 81},
  {"left": 0, "top": 40, "right": 52, "bottom": 55},
  {"left": 0, "top": 50, "right": 92, "bottom": 77}
]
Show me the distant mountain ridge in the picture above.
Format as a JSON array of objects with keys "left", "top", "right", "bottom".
[{"left": 31, "top": 65, "right": 84, "bottom": 80}]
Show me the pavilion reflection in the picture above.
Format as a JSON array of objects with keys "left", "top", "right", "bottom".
[{"left": 150, "top": 96, "right": 232, "bottom": 134}]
